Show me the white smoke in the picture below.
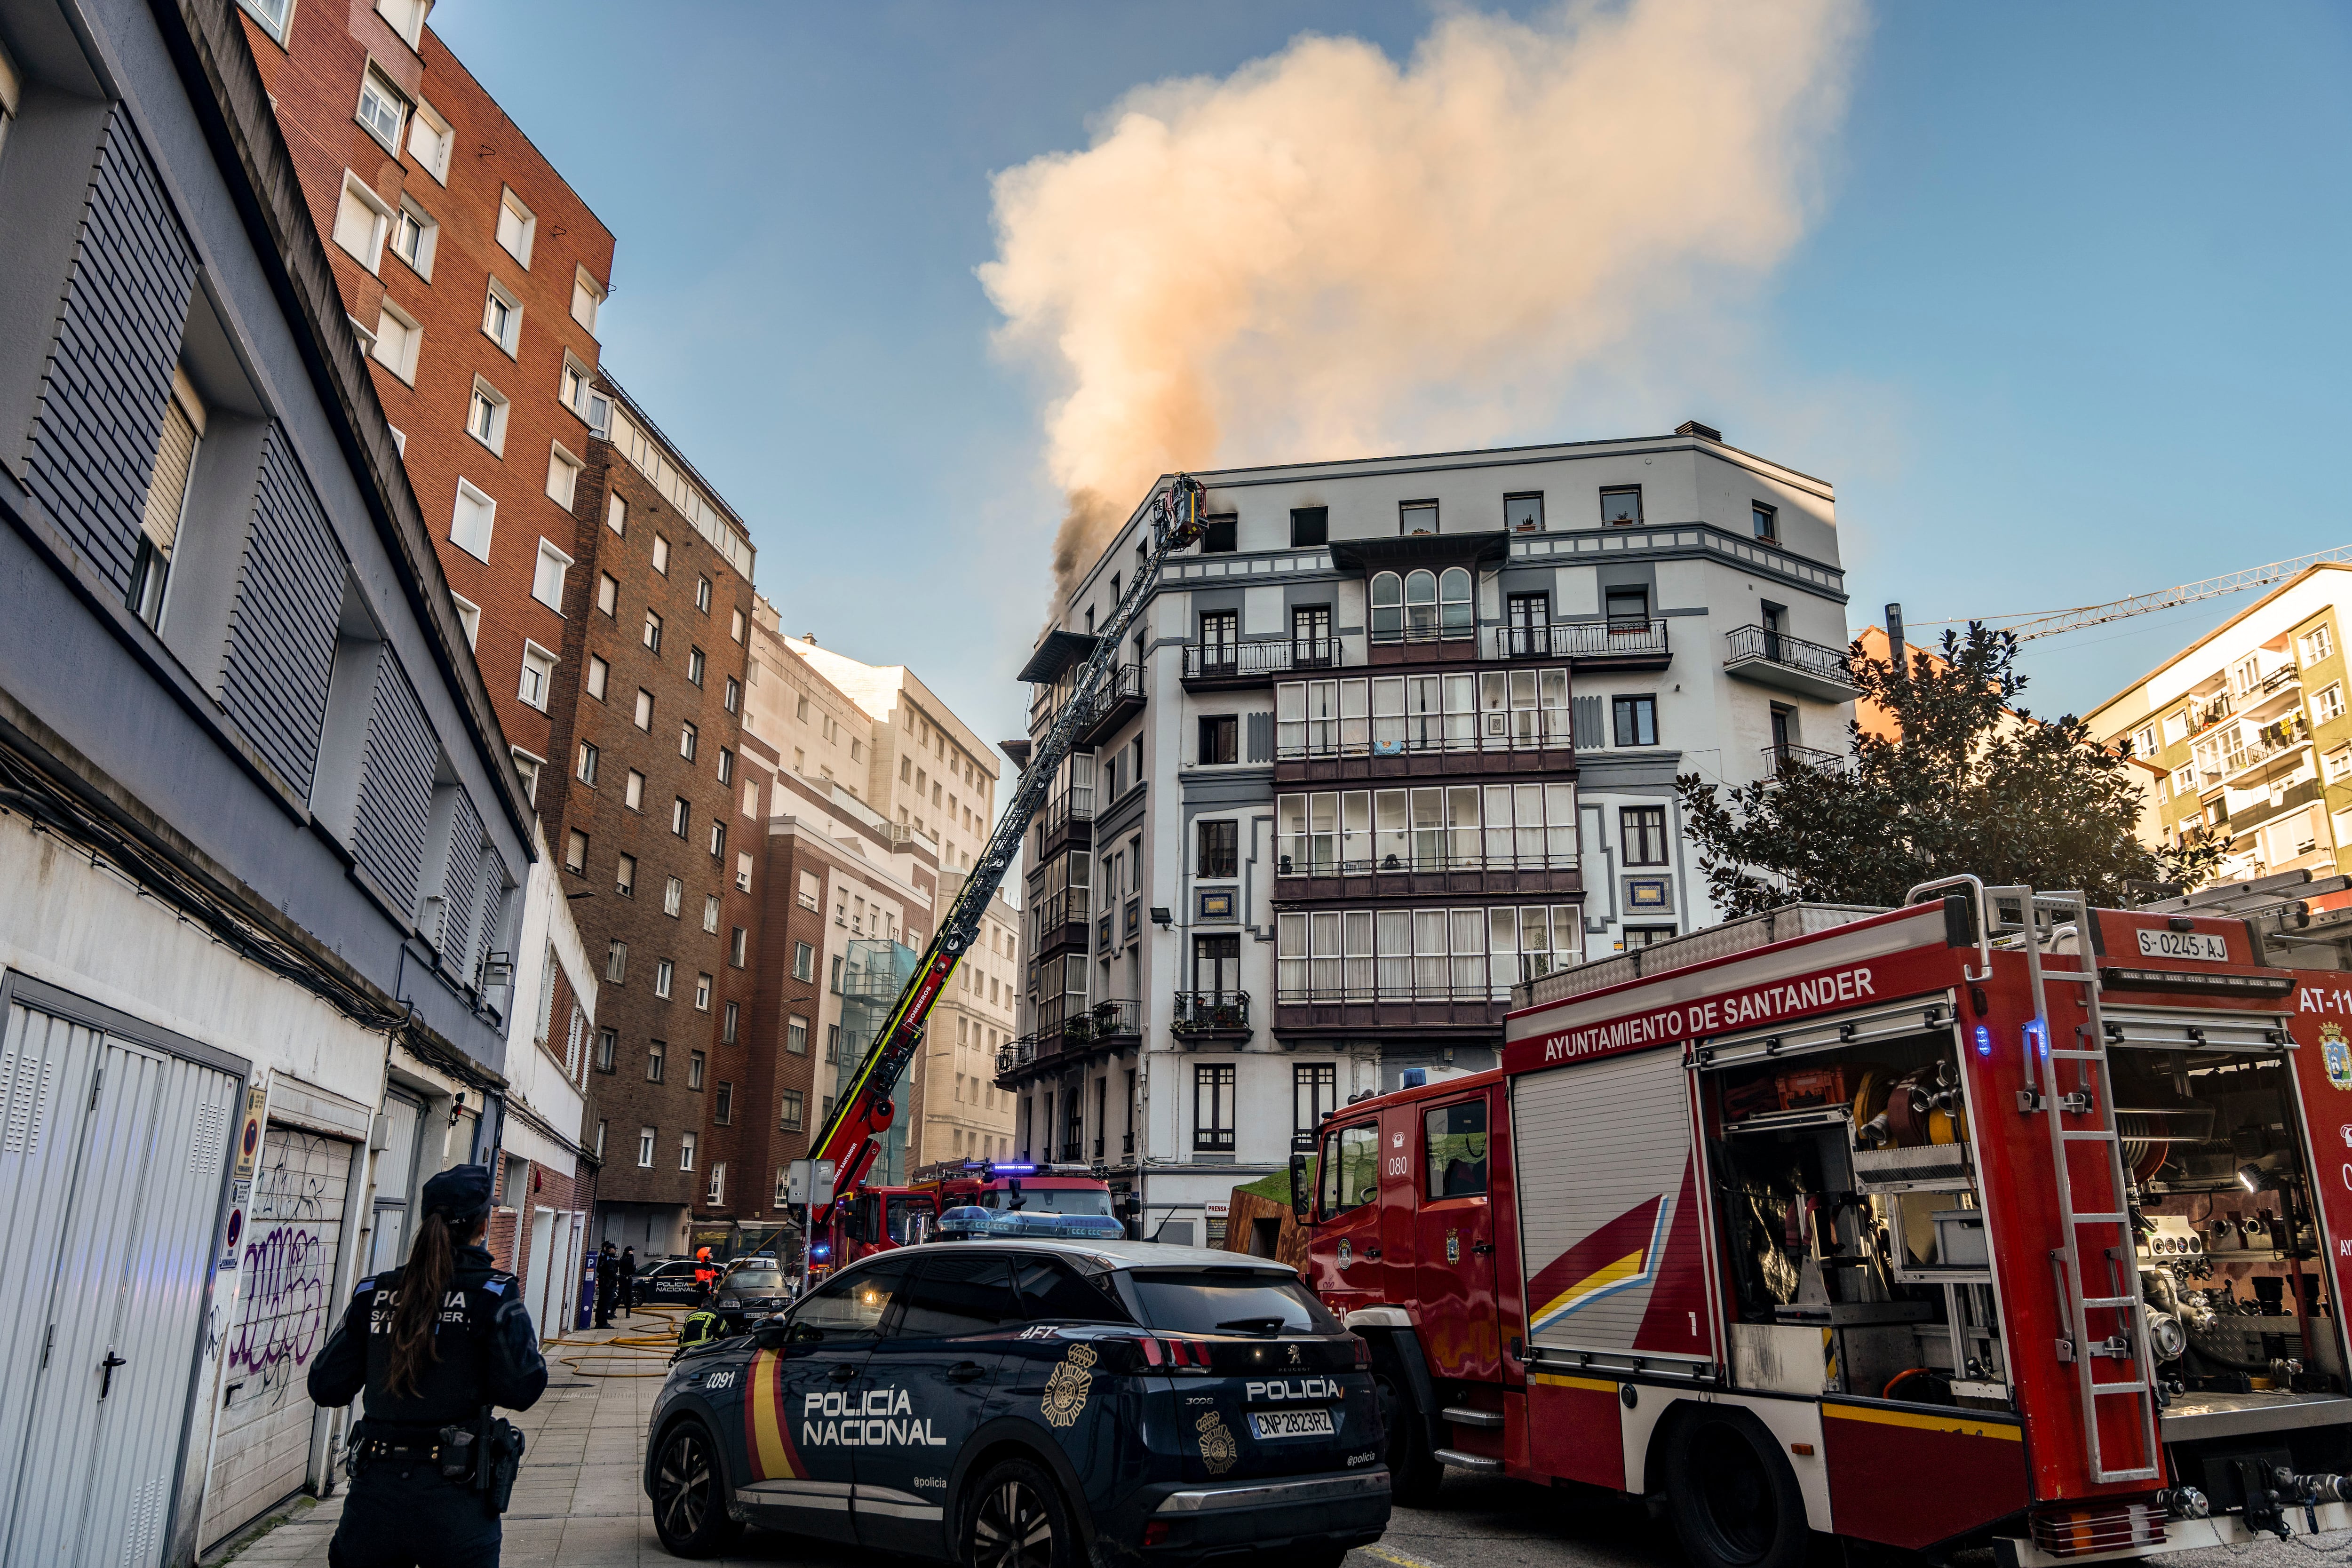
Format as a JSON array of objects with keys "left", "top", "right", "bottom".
[{"left": 979, "top": 0, "right": 1866, "bottom": 602}]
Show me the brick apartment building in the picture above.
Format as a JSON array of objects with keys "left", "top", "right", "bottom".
[{"left": 544, "top": 379, "right": 758, "bottom": 1257}]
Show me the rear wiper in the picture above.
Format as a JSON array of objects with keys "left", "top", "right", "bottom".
[{"left": 1216, "top": 1316, "right": 1286, "bottom": 1337}]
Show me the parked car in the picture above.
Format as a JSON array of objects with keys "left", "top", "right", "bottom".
[
  {"left": 638, "top": 1258, "right": 706, "bottom": 1305},
  {"left": 712, "top": 1266, "right": 791, "bottom": 1316}
]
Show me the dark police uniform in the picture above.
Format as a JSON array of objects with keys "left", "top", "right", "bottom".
[{"left": 309, "top": 1166, "right": 548, "bottom": 1568}]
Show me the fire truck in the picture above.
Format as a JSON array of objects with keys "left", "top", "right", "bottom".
[
  {"left": 1297, "top": 878, "right": 2352, "bottom": 1568},
  {"left": 822, "top": 1162, "right": 1115, "bottom": 1268}
]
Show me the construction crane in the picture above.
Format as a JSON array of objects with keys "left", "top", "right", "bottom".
[
  {"left": 2005, "top": 545, "right": 2352, "bottom": 641},
  {"left": 800, "top": 476, "right": 1208, "bottom": 1225}
]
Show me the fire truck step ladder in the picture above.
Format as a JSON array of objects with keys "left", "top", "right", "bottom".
[{"left": 1997, "top": 884, "right": 2164, "bottom": 1487}]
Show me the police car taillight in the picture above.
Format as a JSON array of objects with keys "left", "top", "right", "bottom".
[{"left": 1352, "top": 1335, "right": 1371, "bottom": 1367}]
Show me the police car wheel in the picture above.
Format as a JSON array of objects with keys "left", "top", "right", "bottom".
[
  {"left": 652, "top": 1418, "right": 743, "bottom": 1558},
  {"left": 961, "top": 1457, "right": 1076, "bottom": 1568},
  {"left": 1662, "top": 1410, "right": 1807, "bottom": 1568}
]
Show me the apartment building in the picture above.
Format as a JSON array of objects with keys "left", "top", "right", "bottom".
[
  {"left": 0, "top": 0, "right": 545, "bottom": 1551},
  {"left": 914, "top": 871, "right": 1022, "bottom": 1167},
  {"left": 542, "top": 380, "right": 758, "bottom": 1258},
  {"left": 2087, "top": 563, "right": 2352, "bottom": 890},
  {"left": 1005, "top": 424, "right": 1854, "bottom": 1243}
]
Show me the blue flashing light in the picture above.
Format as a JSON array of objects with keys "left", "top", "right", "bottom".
[
  {"left": 810, "top": 1242, "right": 833, "bottom": 1261},
  {"left": 1974, "top": 1025, "right": 1992, "bottom": 1058},
  {"left": 2026, "top": 1019, "right": 2048, "bottom": 1059},
  {"left": 935, "top": 1204, "right": 1126, "bottom": 1241},
  {"left": 989, "top": 1163, "right": 1038, "bottom": 1175}
]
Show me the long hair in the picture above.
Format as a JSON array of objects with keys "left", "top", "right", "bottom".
[{"left": 385, "top": 1210, "right": 462, "bottom": 1397}]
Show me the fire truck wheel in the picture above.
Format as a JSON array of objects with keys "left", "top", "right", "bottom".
[
  {"left": 1662, "top": 1411, "right": 1808, "bottom": 1568},
  {"left": 1373, "top": 1372, "right": 1443, "bottom": 1506}
]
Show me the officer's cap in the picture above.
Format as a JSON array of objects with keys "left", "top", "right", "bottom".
[{"left": 422, "top": 1162, "right": 493, "bottom": 1222}]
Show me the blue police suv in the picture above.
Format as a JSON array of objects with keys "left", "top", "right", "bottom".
[{"left": 644, "top": 1211, "right": 1391, "bottom": 1566}]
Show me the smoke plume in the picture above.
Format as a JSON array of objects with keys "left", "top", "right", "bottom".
[{"left": 980, "top": 0, "right": 1865, "bottom": 605}]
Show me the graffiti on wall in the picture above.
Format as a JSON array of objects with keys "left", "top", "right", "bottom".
[{"left": 223, "top": 1129, "right": 342, "bottom": 1406}]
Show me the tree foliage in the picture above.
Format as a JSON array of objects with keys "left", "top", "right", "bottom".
[{"left": 1675, "top": 625, "right": 2226, "bottom": 917}]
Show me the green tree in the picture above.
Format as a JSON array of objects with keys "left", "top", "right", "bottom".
[{"left": 1675, "top": 624, "right": 2225, "bottom": 916}]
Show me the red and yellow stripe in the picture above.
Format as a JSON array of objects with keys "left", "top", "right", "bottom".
[{"left": 744, "top": 1349, "right": 803, "bottom": 1480}]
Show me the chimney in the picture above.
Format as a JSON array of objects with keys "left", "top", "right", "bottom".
[
  {"left": 803, "top": 633, "right": 818, "bottom": 645},
  {"left": 1884, "top": 603, "right": 1904, "bottom": 653},
  {"left": 1675, "top": 420, "right": 1723, "bottom": 443}
]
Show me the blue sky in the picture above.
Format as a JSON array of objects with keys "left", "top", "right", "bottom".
[{"left": 437, "top": 1, "right": 2352, "bottom": 753}]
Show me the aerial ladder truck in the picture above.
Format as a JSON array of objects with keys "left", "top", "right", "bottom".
[{"left": 799, "top": 476, "right": 1208, "bottom": 1236}]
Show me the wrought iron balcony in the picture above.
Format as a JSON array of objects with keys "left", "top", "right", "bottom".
[
  {"left": 1182, "top": 639, "right": 1340, "bottom": 686},
  {"left": 1075, "top": 664, "right": 1147, "bottom": 748},
  {"left": 1763, "top": 742, "right": 1847, "bottom": 777},
  {"left": 1723, "top": 625, "right": 1859, "bottom": 702},
  {"left": 1171, "top": 991, "right": 1250, "bottom": 1036},
  {"left": 1486, "top": 618, "right": 1670, "bottom": 669}
]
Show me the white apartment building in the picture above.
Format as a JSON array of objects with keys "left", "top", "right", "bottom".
[
  {"left": 1005, "top": 422, "right": 1856, "bottom": 1245},
  {"left": 2087, "top": 563, "right": 2352, "bottom": 890}
]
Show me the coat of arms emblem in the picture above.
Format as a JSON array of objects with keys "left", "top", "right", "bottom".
[
  {"left": 1196, "top": 1409, "right": 1237, "bottom": 1475},
  {"left": 1446, "top": 1229, "right": 1460, "bottom": 1264},
  {"left": 1042, "top": 1343, "right": 1097, "bottom": 1427},
  {"left": 1337, "top": 1238, "right": 1352, "bottom": 1268},
  {"left": 2326, "top": 1023, "right": 2352, "bottom": 1091}
]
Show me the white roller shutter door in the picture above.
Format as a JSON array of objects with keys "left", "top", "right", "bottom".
[{"left": 200, "top": 1125, "right": 354, "bottom": 1549}]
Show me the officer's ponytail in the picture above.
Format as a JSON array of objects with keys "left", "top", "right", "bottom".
[{"left": 385, "top": 1209, "right": 459, "bottom": 1397}]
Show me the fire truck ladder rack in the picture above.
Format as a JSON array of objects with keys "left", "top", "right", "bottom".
[{"left": 1997, "top": 880, "right": 2164, "bottom": 1486}]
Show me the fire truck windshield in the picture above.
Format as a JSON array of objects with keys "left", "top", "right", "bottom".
[{"left": 974, "top": 1186, "right": 1113, "bottom": 1217}]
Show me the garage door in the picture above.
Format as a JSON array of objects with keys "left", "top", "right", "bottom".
[{"left": 199, "top": 1125, "right": 354, "bottom": 1550}]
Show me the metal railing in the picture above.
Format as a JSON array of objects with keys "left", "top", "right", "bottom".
[
  {"left": 1368, "top": 620, "right": 1477, "bottom": 648},
  {"left": 1275, "top": 716, "right": 1572, "bottom": 761},
  {"left": 2215, "top": 715, "right": 2312, "bottom": 787},
  {"left": 1076, "top": 664, "right": 1145, "bottom": 725},
  {"left": 1763, "top": 742, "right": 1847, "bottom": 776},
  {"left": 1274, "top": 849, "right": 1579, "bottom": 877},
  {"left": 1171, "top": 991, "right": 1251, "bottom": 1032},
  {"left": 1273, "top": 981, "right": 1512, "bottom": 1006},
  {"left": 1033, "top": 788, "right": 1095, "bottom": 852},
  {"left": 1487, "top": 619, "right": 1670, "bottom": 661},
  {"left": 1724, "top": 624, "right": 1858, "bottom": 688},
  {"left": 1183, "top": 639, "right": 1339, "bottom": 680},
  {"left": 1029, "top": 887, "right": 1091, "bottom": 939}
]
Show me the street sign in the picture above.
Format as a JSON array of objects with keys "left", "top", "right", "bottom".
[{"left": 788, "top": 1158, "right": 837, "bottom": 1206}]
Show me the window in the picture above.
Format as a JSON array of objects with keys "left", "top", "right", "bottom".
[
  {"left": 518, "top": 642, "right": 556, "bottom": 710},
  {"left": 404, "top": 96, "right": 452, "bottom": 179},
  {"left": 355, "top": 66, "right": 409, "bottom": 151},
  {"left": 2329, "top": 749, "right": 2352, "bottom": 784},
  {"left": 694, "top": 575, "right": 713, "bottom": 614},
  {"left": 1198, "top": 819, "right": 1238, "bottom": 878},
  {"left": 607, "top": 940, "right": 628, "bottom": 983},
  {"left": 1752, "top": 501, "right": 1778, "bottom": 541},
  {"left": 731, "top": 926, "right": 749, "bottom": 967},
  {"left": 2320, "top": 684, "right": 2346, "bottom": 724},
  {"left": 582, "top": 655, "right": 608, "bottom": 702},
  {"left": 637, "top": 1127, "right": 655, "bottom": 1168},
  {"left": 614, "top": 852, "right": 635, "bottom": 897},
  {"left": 652, "top": 534, "right": 672, "bottom": 575},
  {"left": 1600, "top": 486, "right": 1643, "bottom": 525},
  {"left": 481, "top": 279, "right": 522, "bottom": 355},
  {"left": 375, "top": 0, "right": 429, "bottom": 48},
  {"left": 718, "top": 748, "right": 736, "bottom": 785},
  {"left": 546, "top": 445, "right": 582, "bottom": 509},
  {"left": 1369, "top": 572, "right": 1403, "bottom": 642},
  {"left": 1425, "top": 1098, "right": 1489, "bottom": 1198},
  {"left": 1612, "top": 695, "right": 1658, "bottom": 747},
  {"left": 237, "top": 0, "right": 293, "bottom": 42},
  {"left": 2303, "top": 625, "right": 2336, "bottom": 666},
  {"left": 1605, "top": 586, "right": 1650, "bottom": 627},
  {"left": 787, "top": 1015, "right": 810, "bottom": 1055},
  {"left": 687, "top": 647, "right": 706, "bottom": 687},
  {"left": 663, "top": 877, "right": 684, "bottom": 919},
  {"left": 129, "top": 368, "right": 203, "bottom": 629},
  {"left": 1199, "top": 714, "right": 1237, "bottom": 765},
  {"left": 450, "top": 593, "right": 482, "bottom": 649},
  {"left": 680, "top": 721, "right": 699, "bottom": 762},
  {"left": 563, "top": 829, "right": 588, "bottom": 875},
  {"left": 654, "top": 960, "right": 675, "bottom": 999},
  {"left": 1295, "top": 1063, "right": 1336, "bottom": 1136},
  {"left": 2171, "top": 762, "right": 2197, "bottom": 795},
  {"left": 388, "top": 199, "right": 436, "bottom": 278},
  {"left": 559, "top": 356, "right": 594, "bottom": 420},
  {"left": 669, "top": 795, "right": 691, "bottom": 839},
  {"left": 793, "top": 942, "right": 814, "bottom": 982},
  {"left": 607, "top": 493, "right": 627, "bottom": 535},
  {"left": 693, "top": 973, "right": 713, "bottom": 1013},
  {"left": 575, "top": 740, "right": 600, "bottom": 786},
  {"left": 595, "top": 1030, "right": 616, "bottom": 1073},
  {"left": 2130, "top": 724, "right": 2159, "bottom": 759},
  {"left": 709, "top": 820, "right": 727, "bottom": 859},
  {"left": 466, "top": 378, "right": 508, "bottom": 454},
  {"left": 703, "top": 894, "right": 721, "bottom": 933},
  {"left": 706, "top": 1162, "right": 726, "bottom": 1205},
  {"left": 1399, "top": 500, "right": 1438, "bottom": 535},
  {"left": 679, "top": 1130, "right": 697, "bottom": 1172},
  {"left": 1290, "top": 506, "right": 1328, "bottom": 547},
  {"left": 1191, "top": 1064, "right": 1238, "bottom": 1152},
  {"left": 531, "top": 538, "right": 572, "bottom": 611},
  {"left": 1621, "top": 805, "right": 1668, "bottom": 865},
  {"left": 1505, "top": 493, "right": 1544, "bottom": 533},
  {"left": 571, "top": 267, "right": 605, "bottom": 334},
  {"left": 731, "top": 607, "right": 746, "bottom": 642},
  {"left": 495, "top": 187, "right": 535, "bottom": 266},
  {"left": 510, "top": 749, "right": 542, "bottom": 806},
  {"left": 643, "top": 609, "right": 663, "bottom": 653},
  {"left": 332, "top": 172, "right": 394, "bottom": 271},
  {"left": 635, "top": 689, "right": 654, "bottom": 731},
  {"left": 1439, "top": 568, "right": 1472, "bottom": 637},
  {"left": 372, "top": 302, "right": 421, "bottom": 382},
  {"left": 1200, "top": 515, "right": 1238, "bottom": 553},
  {"left": 724, "top": 676, "right": 741, "bottom": 714},
  {"left": 723, "top": 1000, "right": 739, "bottom": 1043},
  {"left": 780, "top": 1090, "right": 804, "bottom": 1131}
]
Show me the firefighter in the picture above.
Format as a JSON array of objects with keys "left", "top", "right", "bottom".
[
  {"left": 693, "top": 1245, "right": 718, "bottom": 1302},
  {"left": 309, "top": 1165, "right": 548, "bottom": 1568}
]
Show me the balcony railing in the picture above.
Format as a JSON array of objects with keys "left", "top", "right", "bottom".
[
  {"left": 2215, "top": 715, "right": 2312, "bottom": 787},
  {"left": 1487, "top": 619, "right": 1670, "bottom": 662},
  {"left": 1172, "top": 991, "right": 1250, "bottom": 1033},
  {"left": 1763, "top": 742, "right": 1847, "bottom": 776},
  {"left": 1274, "top": 981, "right": 1512, "bottom": 1006},
  {"left": 1029, "top": 887, "right": 1091, "bottom": 942},
  {"left": 1183, "top": 639, "right": 1339, "bottom": 681},
  {"left": 1723, "top": 625, "right": 1859, "bottom": 691},
  {"left": 1074, "top": 664, "right": 1147, "bottom": 747},
  {"left": 1277, "top": 713, "right": 1572, "bottom": 762},
  {"left": 1033, "top": 788, "right": 1095, "bottom": 854},
  {"left": 1275, "top": 848, "right": 1579, "bottom": 877}
]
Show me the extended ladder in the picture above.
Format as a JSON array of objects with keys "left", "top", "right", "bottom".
[{"left": 1995, "top": 884, "right": 2163, "bottom": 1485}]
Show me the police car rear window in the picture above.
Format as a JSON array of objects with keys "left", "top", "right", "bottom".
[
  {"left": 1124, "top": 1271, "right": 1342, "bottom": 1337},
  {"left": 1011, "top": 1256, "right": 1133, "bottom": 1323}
]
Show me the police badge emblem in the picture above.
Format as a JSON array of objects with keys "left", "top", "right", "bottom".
[
  {"left": 1042, "top": 1343, "right": 1097, "bottom": 1428},
  {"left": 1446, "top": 1229, "right": 1460, "bottom": 1265},
  {"left": 1196, "top": 1410, "right": 1237, "bottom": 1475},
  {"left": 2325, "top": 1023, "right": 2352, "bottom": 1091}
]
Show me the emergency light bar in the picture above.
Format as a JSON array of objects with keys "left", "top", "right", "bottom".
[
  {"left": 933, "top": 1205, "right": 1127, "bottom": 1242},
  {"left": 2098, "top": 966, "right": 2295, "bottom": 997}
]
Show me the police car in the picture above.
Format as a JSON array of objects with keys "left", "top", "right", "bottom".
[{"left": 644, "top": 1210, "right": 1391, "bottom": 1565}]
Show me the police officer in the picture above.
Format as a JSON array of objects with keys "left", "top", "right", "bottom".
[{"left": 309, "top": 1164, "right": 548, "bottom": 1568}]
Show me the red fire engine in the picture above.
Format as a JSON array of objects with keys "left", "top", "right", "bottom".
[
  {"left": 1299, "top": 878, "right": 2352, "bottom": 1568},
  {"left": 822, "top": 1161, "right": 1114, "bottom": 1270}
]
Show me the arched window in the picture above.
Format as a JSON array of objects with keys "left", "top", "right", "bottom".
[
  {"left": 1439, "top": 568, "right": 1473, "bottom": 637},
  {"left": 1404, "top": 571, "right": 1438, "bottom": 640},
  {"left": 1370, "top": 572, "right": 1403, "bottom": 642}
]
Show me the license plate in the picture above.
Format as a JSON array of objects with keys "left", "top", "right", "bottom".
[
  {"left": 2137, "top": 929, "right": 2228, "bottom": 962},
  {"left": 1249, "top": 1408, "right": 1335, "bottom": 1440}
]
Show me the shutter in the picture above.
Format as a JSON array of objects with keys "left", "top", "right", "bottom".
[
  {"left": 1572, "top": 694, "right": 1605, "bottom": 749},
  {"left": 1246, "top": 711, "right": 1275, "bottom": 764},
  {"left": 142, "top": 385, "right": 199, "bottom": 553},
  {"left": 1512, "top": 1047, "right": 1706, "bottom": 1365}
]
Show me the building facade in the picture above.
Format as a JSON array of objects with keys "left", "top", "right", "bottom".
[
  {"left": 0, "top": 0, "right": 548, "bottom": 1555},
  {"left": 2087, "top": 564, "right": 2352, "bottom": 891},
  {"left": 1004, "top": 425, "right": 1853, "bottom": 1243}
]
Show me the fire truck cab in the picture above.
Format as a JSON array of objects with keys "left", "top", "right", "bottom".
[
  {"left": 829, "top": 1163, "right": 1116, "bottom": 1268},
  {"left": 1303, "top": 881, "right": 2352, "bottom": 1568}
]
